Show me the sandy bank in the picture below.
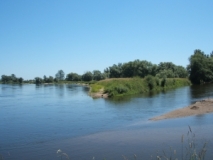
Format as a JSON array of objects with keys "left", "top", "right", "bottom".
[
  {"left": 89, "top": 88, "right": 108, "bottom": 98},
  {"left": 150, "top": 99, "right": 213, "bottom": 121}
]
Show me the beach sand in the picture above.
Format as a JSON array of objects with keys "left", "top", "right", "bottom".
[{"left": 150, "top": 99, "right": 213, "bottom": 121}]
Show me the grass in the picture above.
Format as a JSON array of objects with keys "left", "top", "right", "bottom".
[
  {"left": 150, "top": 126, "right": 207, "bottom": 160},
  {"left": 90, "top": 77, "right": 191, "bottom": 97}
]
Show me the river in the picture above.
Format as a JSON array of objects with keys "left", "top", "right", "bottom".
[{"left": 0, "top": 84, "right": 213, "bottom": 159}]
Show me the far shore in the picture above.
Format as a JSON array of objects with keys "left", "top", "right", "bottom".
[{"left": 150, "top": 99, "right": 213, "bottom": 121}]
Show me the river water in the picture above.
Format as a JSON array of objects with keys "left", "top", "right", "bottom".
[{"left": 0, "top": 84, "right": 213, "bottom": 160}]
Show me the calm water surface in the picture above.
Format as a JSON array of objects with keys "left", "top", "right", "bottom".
[{"left": 0, "top": 84, "right": 213, "bottom": 159}]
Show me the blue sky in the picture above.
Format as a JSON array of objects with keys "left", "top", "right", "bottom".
[{"left": 1, "top": 0, "right": 213, "bottom": 80}]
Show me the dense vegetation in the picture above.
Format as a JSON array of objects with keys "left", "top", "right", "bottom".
[
  {"left": 91, "top": 77, "right": 191, "bottom": 97},
  {"left": 187, "top": 49, "right": 213, "bottom": 84},
  {"left": 105, "top": 60, "right": 188, "bottom": 79},
  {"left": 1, "top": 74, "right": 23, "bottom": 84}
]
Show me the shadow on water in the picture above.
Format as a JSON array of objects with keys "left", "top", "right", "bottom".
[
  {"left": 190, "top": 84, "right": 213, "bottom": 101},
  {"left": 106, "top": 87, "right": 186, "bottom": 105}
]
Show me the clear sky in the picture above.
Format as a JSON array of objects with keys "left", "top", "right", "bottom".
[{"left": 1, "top": 0, "right": 213, "bottom": 80}]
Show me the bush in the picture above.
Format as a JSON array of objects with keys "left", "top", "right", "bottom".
[
  {"left": 145, "top": 75, "right": 156, "bottom": 90},
  {"left": 161, "top": 77, "right": 167, "bottom": 87},
  {"left": 115, "top": 84, "right": 129, "bottom": 94}
]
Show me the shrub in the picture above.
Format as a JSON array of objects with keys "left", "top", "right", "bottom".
[
  {"left": 145, "top": 75, "right": 156, "bottom": 90},
  {"left": 161, "top": 77, "right": 167, "bottom": 87}
]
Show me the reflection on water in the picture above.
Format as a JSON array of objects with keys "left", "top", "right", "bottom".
[
  {"left": 190, "top": 84, "right": 213, "bottom": 100},
  {"left": 0, "top": 84, "right": 213, "bottom": 159}
]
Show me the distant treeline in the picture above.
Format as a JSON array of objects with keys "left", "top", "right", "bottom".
[
  {"left": 33, "top": 60, "right": 187, "bottom": 85},
  {"left": 1, "top": 49, "right": 213, "bottom": 85},
  {"left": 1, "top": 74, "right": 23, "bottom": 84}
]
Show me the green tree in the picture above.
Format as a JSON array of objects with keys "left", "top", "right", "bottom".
[
  {"left": 43, "top": 75, "right": 47, "bottom": 83},
  {"left": 18, "top": 77, "right": 23, "bottom": 84},
  {"left": 175, "top": 66, "right": 188, "bottom": 78},
  {"left": 104, "top": 68, "right": 110, "bottom": 78},
  {"left": 66, "top": 72, "right": 81, "bottom": 81},
  {"left": 11, "top": 74, "right": 17, "bottom": 82},
  {"left": 55, "top": 70, "right": 65, "bottom": 80},
  {"left": 1, "top": 75, "right": 9, "bottom": 83},
  {"left": 93, "top": 70, "right": 103, "bottom": 81},
  {"left": 156, "top": 69, "right": 175, "bottom": 78},
  {"left": 109, "top": 63, "right": 123, "bottom": 78},
  {"left": 187, "top": 49, "right": 213, "bottom": 84},
  {"left": 47, "top": 76, "right": 54, "bottom": 83},
  {"left": 34, "top": 77, "right": 43, "bottom": 84},
  {"left": 82, "top": 71, "right": 93, "bottom": 81}
]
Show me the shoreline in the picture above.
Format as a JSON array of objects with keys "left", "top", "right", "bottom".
[
  {"left": 150, "top": 99, "right": 213, "bottom": 121},
  {"left": 89, "top": 88, "right": 108, "bottom": 98}
]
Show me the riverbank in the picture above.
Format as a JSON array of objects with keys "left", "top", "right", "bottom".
[
  {"left": 90, "top": 77, "right": 191, "bottom": 98},
  {"left": 150, "top": 99, "right": 213, "bottom": 121}
]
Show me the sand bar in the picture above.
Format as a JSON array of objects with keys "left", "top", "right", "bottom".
[{"left": 150, "top": 99, "right": 213, "bottom": 121}]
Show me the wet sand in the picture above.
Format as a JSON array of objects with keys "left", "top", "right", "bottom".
[{"left": 150, "top": 99, "right": 213, "bottom": 121}]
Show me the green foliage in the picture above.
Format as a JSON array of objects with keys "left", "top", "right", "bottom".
[
  {"left": 109, "top": 63, "right": 123, "bottom": 78},
  {"left": 43, "top": 75, "right": 54, "bottom": 83},
  {"left": 144, "top": 75, "right": 156, "bottom": 90},
  {"left": 95, "top": 75, "right": 191, "bottom": 97},
  {"left": 90, "top": 84, "right": 103, "bottom": 92},
  {"left": 34, "top": 77, "right": 43, "bottom": 84},
  {"left": 82, "top": 71, "right": 93, "bottom": 81},
  {"left": 161, "top": 77, "right": 167, "bottom": 87},
  {"left": 95, "top": 77, "right": 190, "bottom": 97},
  {"left": 1, "top": 74, "right": 24, "bottom": 84},
  {"left": 55, "top": 70, "right": 65, "bottom": 80},
  {"left": 105, "top": 84, "right": 129, "bottom": 97},
  {"left": 188, "top": 49, "right": 213, "bottom": 84},
  {"left": 106, "top": 60, "right": 188, "bottom": 79},
  {"left": 66, "top": 72, "right": 81, "bottom": 81},
  {"left": 93, "top": 70, "right": 104, "bottom": 81}
]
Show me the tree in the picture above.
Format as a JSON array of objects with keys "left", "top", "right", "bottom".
[
  {"left": 109, "top": 63, "right": 123, "bottom": 78},
  {"left": 18, "top": 77, "right": 23, "bottom": 84},
  {"left": 1, "top": 75, "right": 10, "bottom": 83},
  {"left": 93, "top": 70, "right": 103, "bottom": 81},
  {"left": 175, "top": 66, "right": 188, "bottom": 78},
  {"left": 43, "top": 75, "right": 54, "bottom": 83},
  {"left": 34, "top": 77, "right": 43, "bottom": 84},
  {"left": 43, "top": 75, "right": 47, "bottom": 83},
  {"left": 66, "top": 72, "right": 81, "bottom": 81},
  {"left": 156, "top": 69, "right": 175, "bottom": 78},
  {"left": 47, "top": 76, "right": 54, "bottom": 83},
  {"left": 1, "top": 74, "right": 23, "bottom": 83},
  {"left": 187, "top": 49, "right": 213, "bottom": 84},
  {"left": 11, "top": 74, "right": 17, "bottom": 82},
  {"left": 55, "top": 70, "right": 65, "bottom": 80},
  {"left": 82, "top": 71, "right": 93, "bottom": 81},
  {"left": 157, "top": 62, "right": 176, "bottom": 73},
  {"left": 104, "top": 68, "right": 110, "bottom": 78}
]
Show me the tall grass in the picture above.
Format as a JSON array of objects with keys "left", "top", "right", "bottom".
[
  {"left": 91, "top": 77, "right": 191, "bottom": 97},
  {"left": 117, "top": 126, "right": 207, "bottom": 160},
  {"left": 153, "top": 126, "right": 207, "bottom": 160}
]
